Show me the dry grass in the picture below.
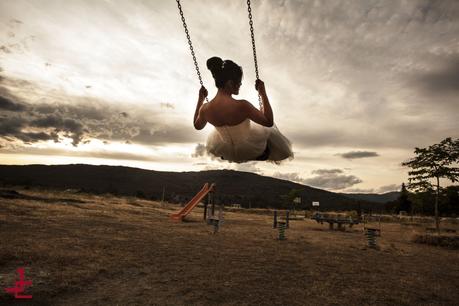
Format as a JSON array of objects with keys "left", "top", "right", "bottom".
[
  {"left": 413, "top": 233, "right": 459, "bottom": 249},
  {"left": 0, "top": 188, "right": 458, "bottom": 305}
]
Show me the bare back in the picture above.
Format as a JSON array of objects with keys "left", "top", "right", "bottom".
[
  {"left": 203, "top": 96, "right": 248, "bottom": 127},
  {"left": 193, "top": 79, "right": 273, "bottom": 130}
]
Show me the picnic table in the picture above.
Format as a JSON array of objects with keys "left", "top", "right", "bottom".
[{"left": 311, "top": 213, "right": 361, "bottom": 230}]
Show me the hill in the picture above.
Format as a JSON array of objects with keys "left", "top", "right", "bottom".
[
  {"left": 0, "top": 164, "right": 383, "bottom": 211},
  {"left": 341, "top": 191, "right": 400, "bottom": 204}
]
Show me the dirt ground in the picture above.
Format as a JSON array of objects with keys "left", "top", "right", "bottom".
[{"left": 0, "top": 188, "right": 458, "bottom": 306}]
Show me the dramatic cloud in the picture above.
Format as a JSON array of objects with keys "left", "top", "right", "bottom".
[
  {"left": 233, "top": 162, "right": 263, "bottom": 174},
  {"left": 0, "top": 115, "right": 58, "bottom": 144},
  {"left": 303, "top": 169, "right": 362, "bottom": 190},
  {"left": 0, "top": 96, "right": 26, "bottom": 111},
  {"left": 338, "top": 151, "right": 379, "bottom": 160},
  {"left": 0, "top": 45, "right": 11, "bottom": 54},
  {"left": 273, "top": 169, "right": 362, "bottom": 191},
  {"left": 0, "top": 144, "right": 171, "bottom": 163},
  {"left": 311, "top": 169, "right": 343, "bottom": 176},
  {"left": 414, "top": 56, "right": 459, "bottom": 94},
  {"left": 31, "top": 116, "right": 85, "bottom": 145},
  {"left": 0, "top": 76, "right": 201, "bottom": 147},
  {"left": 344, "top": 184, "right": 401, "bottom": 194},
  {"left": 376, "top": 184, "right": 400, "bottom": 194},
  {"left": 272, "top": 172, "right": 303, "bottom": 183},
  {"left": 203, "top": 161, "right": 263, "bottom": 174},
  {"left": 343, "top": 187, "right": 375, "bottom": 194},
  {"left": 192, "top": 143, "right": 206, "bottom": 158}
]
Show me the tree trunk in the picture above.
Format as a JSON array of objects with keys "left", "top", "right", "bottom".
[{"left": 435, "top": 176, "right": 440, "bottom": 234}]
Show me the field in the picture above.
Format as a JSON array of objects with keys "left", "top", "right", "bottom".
[{"left": 1, "top": 188, "right": 458, "bottom": 305}]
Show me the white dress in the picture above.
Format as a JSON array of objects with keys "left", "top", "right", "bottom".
[{"left": 206, "top": 119, "right": 293, "bottom": 163}]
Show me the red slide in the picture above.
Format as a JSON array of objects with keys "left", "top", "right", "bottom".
[{"left": 170, "top": 183, "right": 214, "bottom": 222}]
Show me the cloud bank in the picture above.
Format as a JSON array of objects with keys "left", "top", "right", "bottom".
[
  {"left": 0, "top": 76, "right": 200, "bottom": 147},
  {"left": 273, "top": 168, "right": 363, "bottom": 191}
]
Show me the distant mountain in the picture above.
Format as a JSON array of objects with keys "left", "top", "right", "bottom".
[
  {"left": 341, "top": 192, "right": 400, "bottom": 204},
  {"left": 0, "top": 164, "right": 385, "bottom": 211}
]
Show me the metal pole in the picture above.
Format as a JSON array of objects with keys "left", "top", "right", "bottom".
[{"left": 273, "top": 210, "right": 277, "bottom": 228}]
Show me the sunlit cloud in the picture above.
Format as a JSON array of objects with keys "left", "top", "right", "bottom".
[{"left": 338, "top": 151, "right": 379, "bottom": 160}]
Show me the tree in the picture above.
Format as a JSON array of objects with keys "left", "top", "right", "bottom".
[
  {"left": 409, "top": 188, "right": 435, "bottom": 215},
  {"left": 279, "top": 189, "right": 302, "bottom": 210},
  {"left": 402, "top": 137, "right": 459, "bottom": 232},
  {"left": 442, "top": 186, "right": 459, "bottom": 216},
  {"left": 396, "top": 183, "right": 412, "bottom": 214}
]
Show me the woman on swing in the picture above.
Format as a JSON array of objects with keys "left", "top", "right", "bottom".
[{"left": 193, "top": 56, "right": 293, "bottom": 163}]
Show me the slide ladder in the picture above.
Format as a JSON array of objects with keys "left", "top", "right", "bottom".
[{"left": 170, "top": 183, "right": 215, "bottom": 222}]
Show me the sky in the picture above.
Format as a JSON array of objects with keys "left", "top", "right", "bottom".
[{"left": 0, "top": 0, "right": 458, "bottom": 194}]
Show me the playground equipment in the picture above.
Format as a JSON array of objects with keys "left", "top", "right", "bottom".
[
  {"left": 311, "top": 212, "right": 360, "bottom": 230},
  {"left": 278, "top": 222, "right": 287, "bottom": 240},
  {"left": 273, "top": 210, "right": 290, "bottom": 240},
  {"left": 170, "top": 183, "right": 215, "bottom": 222},
  {"left": 363, "top": 214, "right": 381, "bottom": 248},
  {"left": 273, "top": 210, "right": 290, "bottom": 229},
  {"left": 204, "top": 188, "right": 224, "bottom": 234},
  {"left": 364, "top": 228, "right": 379, "bottom": 248}
]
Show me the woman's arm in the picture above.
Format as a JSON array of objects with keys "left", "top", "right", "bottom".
[
  {"left": 243, "top": 80, "right": 274, "bottom": 127},
  {"left": 193, "top": 86, "right": 208, "bottom": 130}
]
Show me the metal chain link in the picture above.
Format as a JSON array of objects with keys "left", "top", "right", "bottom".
[
  {"left": 247, "top": 0, "right": 263, "bottom": 110},
  {"left": 176, "top": 0, "right": 208, "bottom": 102},
  {"left": 177, "top": 0, "right": 261, "bottom": 107}
]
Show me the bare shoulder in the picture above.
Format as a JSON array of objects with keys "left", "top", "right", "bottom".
[
  {"left": 236, "top": 99, "right": 250, "bottom": 104},
  {"left": 200, "top": 102, "right": 210, "bottom": 112},
  {"left": 235, "top": 99, "right": 252, "bottom": 107},
  {"left": 236, "top": 99, "right": 256, "bottom": 112}
]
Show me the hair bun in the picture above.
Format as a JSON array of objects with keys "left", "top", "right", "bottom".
[{"left": 206, "top": 57, "right": 223, "bottom": 75}]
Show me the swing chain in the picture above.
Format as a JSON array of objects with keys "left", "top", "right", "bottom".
[
  {"left": 176, "top": 0, "right": 208, "bottom": 102},
  {"left": 247, "top": 0, "right": 263, "bottom": 110},
  {"left": 177, "top": 0, "right": 261, "bottom": 108}
]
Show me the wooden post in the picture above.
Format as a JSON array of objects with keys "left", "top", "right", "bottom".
[
  {"left": 211, "top": 195, "right": 215, "bottom": 217},
  {"left": 205, "top": 187, "right": 213, "bottom": 221},
  {"left": 204, "top": 201, "right": 208, "bottom": 220},
  {"left": 286, "top": 210, "right": 290, "bottom": 228},
  {"left": 273, "top": 210, "right": 277, "bottom": 228},
  {"left": 218, "top": 202, "right": 223, "bottom": 221},
  {"left": 338, "top": 222, "right": 344, "bottom": 231},
  {"left": 161, "top": 186, "right": 165, "bottom": 206}
]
